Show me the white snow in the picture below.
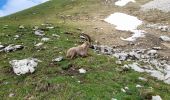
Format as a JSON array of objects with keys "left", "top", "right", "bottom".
[
  {"left": 9, "top": 58, "right": 41, "bottom": 75},
  {"left": 121, "top": 30, "right": 145, "bottom": 41},
  {"left": 104, "top": 12, "right": 144, "bottom": 41},
  {"left": 104, "top": 13, "right": 142, "bottom": 31},
  {"left": 152, "top": 95, "right": 162, "bottom": 100},
  {"left": 115, "top": 0, "right": 136, "bottom": 7},
  {"left": 79, "top": 68, "right": 86, "bottom": 74}
]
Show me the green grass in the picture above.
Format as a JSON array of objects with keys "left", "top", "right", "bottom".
[{"left": 0, "top": 0, "right": 170, "bottom": 99}]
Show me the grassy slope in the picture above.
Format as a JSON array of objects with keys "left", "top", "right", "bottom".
[{"left": 0, "top": 0, "right": 170, "bottom": 99}]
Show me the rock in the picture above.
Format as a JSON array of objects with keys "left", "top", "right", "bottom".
[
  {"left": 152, "top": 95, "right": 162, "bottom": 100},
  {"left": 113, "top": 52, "right": 128, "bottom": 61},
  {"left": 128, "top": 63, "right": 145, "bottom": 73},
  {"left": 138, "top": 77, "right": 148, "bottom": 81},
  {"left": 34, "top": 30, "right": 45, "bottom": 36},
  {"left": 9, "top": 58, "right": 41, "bottom": 75},
  {"left": 129, "top": 51, "right": 141, "bottom": 60},
  {"left": 14, "top": 35, "right": 20, "bottom": 38},
  {"left": 52, "top": 34, "right": 60, "bottom": 38},
  {"left": 111, "top": 98, "right": 117, "bottom": 100},
  {"left": 121, "top": 88, "right": 126, "bottom": 93},
  {"left": 147, "top": 50, "right": 157, "bottom": 56},
  {"left": 46, "top": 26, "right": 54, "bottom": 29},
  {"left": 1, "top": 44, "right": 24, "bottom": 53},
  {"left": 124, "top": 86, "right": 129, "bottom": 90},
  {"left": 136, "top": 84, "right": 143, "bottom": 88},
  {"left": 0, "top": 45, "right": 4, "bottom": 49},
  {"left": 79, "top": 68, "right": 86, "bottom": 74},
  {"left": 9, "top": 93, "right": 15, "bottom": 97},
  {"left": 52, "top": 56, "right": 63, "bottom": 62},
  {"left": 35, "top": 43, "right": 43, "bottom": 47},
  {"left": 33, "top": 26, "right": 39, "bottom": 31},
  {"left": 160, "top": 35, "right": 170, "bottom": 42},
  {"left": 158, "top": 26, "right": 169, "bottom": 32},
  {"left": 19, "top": 25, "right": 24, "bottom": 29},
  {"left": 152, "top": 47, "right": 162, "bottom": 50},
  {"left": 41, "top": 37, "right": 50, "bottom": 42},
  {"left": 116, "top": 60, "right": 122, "bottom": 65}
]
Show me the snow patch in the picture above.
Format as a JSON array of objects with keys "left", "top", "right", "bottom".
[
  {"left": 10, "top": 58, "right": 41, "bottom": 75},
  {"left": 115, "top": 0, "right": 136, "bottom": 7},
  {"left": 104, "top": 12, "right": 144, "bottom": 41}
]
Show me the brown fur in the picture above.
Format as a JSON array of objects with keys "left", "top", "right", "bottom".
[{"left": 66, "top": 42, "right": 90, "bottom": 59}]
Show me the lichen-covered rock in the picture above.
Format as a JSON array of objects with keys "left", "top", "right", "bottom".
[{"left": 9, "top": 58, "right": 41, "bottom": 75}]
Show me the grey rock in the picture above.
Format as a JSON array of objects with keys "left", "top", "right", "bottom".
[
  {"left": 34, "top": 30, "right": 45, "bottom": 36},
  {"left": 160, "top": 35, "right": 170, "bottom": 42},
  {"left": 53, "top": 56, "right": 63, "bottom": 62}
]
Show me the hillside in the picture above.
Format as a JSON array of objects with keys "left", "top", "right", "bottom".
[{"left": 0, "top": 0, "right": 170, "bottom": 99}]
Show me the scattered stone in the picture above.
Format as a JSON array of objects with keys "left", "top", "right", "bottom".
[
  {"left": 14, "top": 35, "right": 20, "bottom": 39},
  {"left": 152, "top": 47, "right": 162, "bottom": 50},
  {"left": 91, "top": 44, "right": 170, "bottom": 84},
  {"left": 46, "top": 26, "right": 54, "bottom": 29},
  {"left": 0, "top": 44, "right": 24, "bottom": 53},
  {"left": 138, "top": 77, "right": 148, "bottom": 81},
  {"left": 136, "top": 84, "right": 143, "bottom": 88},
  {"left": 113, "top": 52, "right": 128, "bottom": 61},
  {"left": 41, "top": 37, "right": 50, "bottom": 42},
  {"left": 9, "top": 58, "right": 41, "bottom": 75},
  {"left": 34, "top": 30, "right": 45, "bottom": 36},
  {"left": 79, "top": 68, "right": 86, "bottom": 74},
  {"left": 35, "top": 43, "right": 43, "bottom": 47},
  {"left": 146, "top": 23, "right": 170, "bottom": 32},
  {"left": 124, "top": 86, "right": 129, "bottom": 90},
  {"left": 9, "top": 93, "right": 15, "bottom": 97},
  {"left": 0, "top": 45, "right": 4, "bottom": 49},
  {"left": 121, "top": 88, "right": 126, "bottom": 93},
  {"left": 33, "top": 26, "right": 39, "bottom": 31},
  {"left": 52, "top": 56, "right": 63, "bottom": 62},
  {"left": 152, "top": 95, "right": 162, "bottom": 100},
  {"left": 147, "top": 50, "right": 157, "bottom": 56},
  {"left": 111, "top": 98, "right": 117, "bottom": 100},
  {"left": 19, "top": 25, "right": 25, "bottom": 29},
  {"left": 52, "top": 34, "right": 60, "bottom": 38},
  {"left": 160, "top": 35, "right": 170, "bottom": 42},
  {"left": 128, "top": 63, "right": 145, "bottom": 72},
  {"left": 116, "top": 60, "right": 122, "bottom": 65}
]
